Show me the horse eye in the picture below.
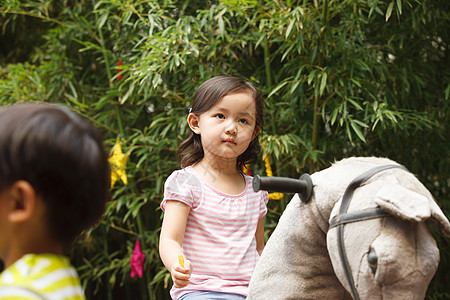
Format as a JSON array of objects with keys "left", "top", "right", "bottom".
[{"left": 368, "top": 246, "right": 378, "bottom": 275}]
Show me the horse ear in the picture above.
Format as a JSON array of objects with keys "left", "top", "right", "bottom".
[{"left": 375, "top": 183, "right": 450, "bottom": 238}]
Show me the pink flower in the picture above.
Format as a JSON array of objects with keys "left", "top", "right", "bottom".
[{"left": 130, "top": 239, "right": 145, "bottom": 278}]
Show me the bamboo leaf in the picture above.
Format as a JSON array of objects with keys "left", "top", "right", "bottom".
[
  {"left": 319, "top": 72, "right": 327, "bottom": 96},
  {"left": 386, "top": 2, "right": 394, "bottom": 22},
  {"left": 353, "top": 119, "right": 369, "bottom": 128},
  {"left": 347, "top": 98, "right": 363, "bottom": 110},
  {"left": 350, "top": 120, "right": 366, "bottom": 142},
  {"left": 286, "top": 20, "right": 295, "bottom": 39},
  {"left": 218, "top": 16, "right": 224, "bottom": 36},
  {"left": 97, "top": 12, "right": 108, "bottom": 29},
  {"left": 350, "top": 78, "right": 362, "bottom": 88},
  {"left": 267, "top": 80, "right": 289, "bottom": 99},
  {"left": 330, "top": 108, "right": 339, "bottom": 125},
  {"left": 396, "top": 0, "right": 402, "bottom": 15},
  {"left": 307, "top": 71, "right": 315, "bottom": 85}
]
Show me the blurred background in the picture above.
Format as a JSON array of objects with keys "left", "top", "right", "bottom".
[{"left": 1, "top": 0, "right": 448, "bottom": 299}]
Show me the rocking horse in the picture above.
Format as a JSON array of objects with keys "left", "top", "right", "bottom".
[{"left": 248, "top": 157, "right": 450, "bottom": 299}]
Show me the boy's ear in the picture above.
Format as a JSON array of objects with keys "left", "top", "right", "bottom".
[
  {"left": 187, "top": 113, "right": 201, "bottom": 135},
  {"left": 8, "top": 180, "right": 37, "bottom": 223}
]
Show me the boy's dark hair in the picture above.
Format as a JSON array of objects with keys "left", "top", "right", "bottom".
[
  {"left": 178, "top": 75, "right": 263, "bottom": 170},
  {"left": 0, "top": 103, "right": 110, "bottom": 247}
]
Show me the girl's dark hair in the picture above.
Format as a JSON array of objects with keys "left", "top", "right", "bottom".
[
  {"left": 177, "top": 75, "right": 263, "bottom": 170},
  {"left": 0, "top": 103, "right": 110, "bottom": 247}
]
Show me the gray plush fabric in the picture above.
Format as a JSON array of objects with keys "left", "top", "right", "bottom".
[{"left": 248, "top": 157, "right": 450, "bottom": 300}]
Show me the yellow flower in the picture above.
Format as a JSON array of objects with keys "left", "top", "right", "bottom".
[
  {"left": 108, "top": 140, "right": 130, "bottom": 188},
  {"left": 269, "top": 192, "right": 284, "bottom": 200},
  {"left": 264, "top": 155, "right": 273, "bottom": 177},
  {"left": 243, "top": 163, "right": 251, "bottom": 175},
  {"left": 264, "top": 154, "right": 284, "bottom": 200}
]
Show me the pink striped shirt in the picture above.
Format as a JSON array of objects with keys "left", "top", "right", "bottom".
[{"left": 161, "top": 166, "right": 269, "bottom": 299}]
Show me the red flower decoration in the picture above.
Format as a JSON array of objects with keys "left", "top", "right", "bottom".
[
  {"left": 117, "top": 59, "right": 123, "bottom": 80},
  {"left": 130, "top": 239, "right": 145, "bottom": 278}
]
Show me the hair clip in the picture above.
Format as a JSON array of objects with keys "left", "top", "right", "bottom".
[{"left": 189, "top": 108, "right": 192, "bottom": 113}]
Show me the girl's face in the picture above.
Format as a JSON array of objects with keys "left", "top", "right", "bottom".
[{"left": 188, "top": 90, "right": 259, "bottom": 163}]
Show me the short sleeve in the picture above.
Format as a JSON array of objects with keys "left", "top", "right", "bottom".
[
  {"left": 161, "top": 169, "right": 201, "bottom": 211},
  {"left": 258, "top": 191, "right": 269, "bottom": 218},
  {"left": 0, "top": 286, "right": 47, "bottom": 299}
]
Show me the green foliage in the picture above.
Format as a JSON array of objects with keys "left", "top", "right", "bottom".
[{"left": 1, "top": 0, "right": 449, "bottom": 298}]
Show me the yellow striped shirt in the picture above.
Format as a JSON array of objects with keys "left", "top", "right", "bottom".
[{"left": 0, "top": 254, "right": 85, "bottom": 300}]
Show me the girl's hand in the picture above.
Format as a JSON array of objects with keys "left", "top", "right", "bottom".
[{"left": 171, "top": 258, "right": 193, "bottom": 288}]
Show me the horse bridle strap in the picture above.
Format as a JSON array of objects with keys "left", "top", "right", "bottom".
[
  {"left": 329, "top": 207, "right": 390, "bottom": 229},
  {"left": 329, "top": 164, "right": 407, "bottom": 300}
]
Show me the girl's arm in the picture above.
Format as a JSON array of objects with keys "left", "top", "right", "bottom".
[
  {"left": 159, "top": 200, "right": 192, "bottom": 288},
  {"left": 255, "top": 217, "right": 265, "bottom": 256}
]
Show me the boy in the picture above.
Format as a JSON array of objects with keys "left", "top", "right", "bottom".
[{"left": 0, "top": 103, "right": 110, "bottom": 299}]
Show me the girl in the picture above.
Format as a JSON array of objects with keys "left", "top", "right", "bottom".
[{"left": 159, "top": 75, "right": 268, "bottom": 300}]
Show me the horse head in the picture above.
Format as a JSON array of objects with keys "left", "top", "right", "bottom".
[{"left": 248, "top": 157, "right": 450, "bottom": 300}]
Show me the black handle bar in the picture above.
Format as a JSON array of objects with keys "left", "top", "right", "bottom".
[{"left": 252, "top": 173, "right": 313, "bottom": 203}]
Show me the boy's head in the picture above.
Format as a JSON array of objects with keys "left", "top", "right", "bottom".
[{"left": 0, "top": 103, "right": 110, "bottom": 249}]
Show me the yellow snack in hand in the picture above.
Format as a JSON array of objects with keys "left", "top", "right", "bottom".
[{"left": 178, "top": 255, "right": 184, "bottom": 268}]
